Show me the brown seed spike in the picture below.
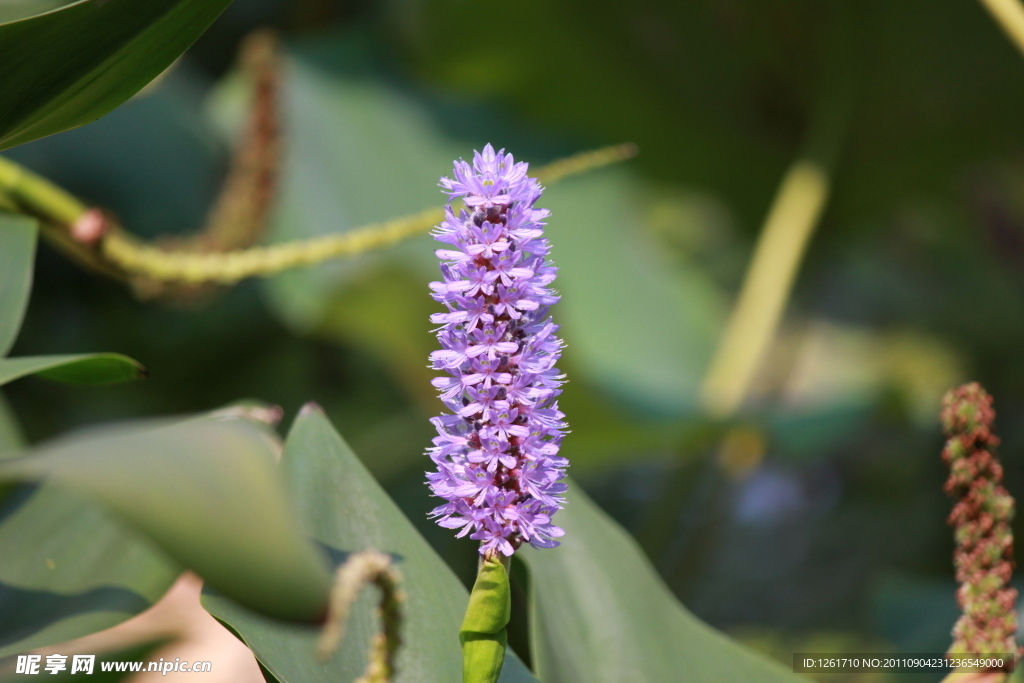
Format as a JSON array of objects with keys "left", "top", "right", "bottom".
[{"left": 941, "top": 383, "right": 1020, "bottom": 671}]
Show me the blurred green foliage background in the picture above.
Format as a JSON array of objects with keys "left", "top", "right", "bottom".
[{"left": 5, "top": 0, "right": 1024, "bottom": 678}]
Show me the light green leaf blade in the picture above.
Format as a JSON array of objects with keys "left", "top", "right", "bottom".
[
  {"left": 0, "top": 414, "right": 332, "bottom": 623},
  {"left": 203, "top": 405, "right": 539, "bottom": 683},
  {"left": 544, "top": 172, "right": 724, "bottom": 414},
  {"left": 521, "top": 480, "right": 804, "bottom": 683},
  {"left": 0, "top": 0, "right": 232, "bottom": 150},
  {"left": 0, "top": 214, "right": 36, "bottom": 357},
  {"left": 0, "top": 353, "right": 147, "bottom": 387},
  {"left": 262, "top": 53, "right": 456, "bottom": 333}
]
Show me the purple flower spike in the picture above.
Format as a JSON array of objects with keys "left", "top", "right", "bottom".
[{"left": 426, "top": 144, "right": 568, "bottom": 556}]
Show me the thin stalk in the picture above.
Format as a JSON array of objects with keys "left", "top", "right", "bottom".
[
  {"left": 698, "top": 1, "right": 855, "bottom": 419},
  {"left": 978, "top": 0, "right": 1024, "bottom": 57},
  {"left": 0, "top": 145, "right": 636, "bottom": 287},
  {"left": 643, "top": 0, "right": 858, "bottom": 581},
  {"left": 0, "top": 155, "right": 83, "bottom": 223},
  {"left": 698, "top": 159, "right": 830, "bottom": 418}
]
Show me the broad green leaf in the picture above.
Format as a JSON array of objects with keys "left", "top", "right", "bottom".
[
  {"left": 261, "top": 51, "right": 456, "bottom": 333},
  {"left": 0, "top": 485, "right": 180, "bottom": 658},
  {"left": 543, "top": 171, "right": 724, "bottom": 415},
  {"left": 0, "top": 0, "right": 233, "bottom": 150},
  {"left": 520, "top": 480, "right": 803, "bottom": 683},
  {"left": 0, "top": 414, "right": 332, "bottom": 623},
  {"left": 0, "top": 354, "right": 146, "bottom": 387},
  {"left": 0, "top": 386, "right": 176, "bottom": 658},
  {"left": 203, "top": 405, "right": 539, "bottom": 683},
  {"left": 0, "top": 214, "right": 36, "bottom": 357}
]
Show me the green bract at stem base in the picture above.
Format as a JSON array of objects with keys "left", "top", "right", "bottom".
[{"left": 460, "top": 553, "right": 513, "bottom": 683}]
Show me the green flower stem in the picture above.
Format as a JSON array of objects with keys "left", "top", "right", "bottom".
[{"left": 460, "top": 553, "right": 512, "bottom": 683}]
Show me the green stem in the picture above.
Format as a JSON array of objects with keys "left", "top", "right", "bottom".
[
  {"left": 0, "top": 155, "right": 87, "bottom": 223},
  {"left": 698, "top": 0, "right": 856, "bottom": 419},
  {"left": 0, "top": 145, "right": 637, "bottom": 289}
]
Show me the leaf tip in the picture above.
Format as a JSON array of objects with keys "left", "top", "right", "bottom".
[{"left": 299, "top": 401, "right": 325, "bottom": 418}]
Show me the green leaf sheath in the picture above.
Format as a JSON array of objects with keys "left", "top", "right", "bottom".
[
  {"left": 460, "top": 557, "right": 512, "bottom": 683},
  {"left": 0, "top": 415, "right": 333, "bottom": 623},
  {"left": 0, "top": 0, "right": 233, "bottom": 150}
]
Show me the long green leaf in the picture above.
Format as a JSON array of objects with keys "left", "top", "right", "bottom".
[
  {"left": 0, "top": 214, "right": 36, "bottom": 357},
  {"left": 0, "top": 414, "right": 332, "bottom": 623},
  {"left": 520, "top": 480, "right": 804, "bottom": 683},
  {"left": 0, "top": 215, "right": 147, "bottom": 387},
  {"left": 203, "top": 405, "right": 539, "bottom": 683},
  {"left": 0, "top": 1, "right": 72, "bottom": 25},
  {"left": 0, "top": 221, "right": 168, "bottom": 655},
  {"left": 0, "top": 0, "right": 232, "bottom": 150},
  {"left": 0, "top": 353, "right": 146, "bottom": 387}
]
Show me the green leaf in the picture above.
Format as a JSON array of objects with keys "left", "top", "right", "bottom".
[
  {"left": 0, "top": 214, "right": 36, "bottom": 357},
  {"left": 0, "top": 485, "right": 180, "bottom": 658},
  {"left": 0, "top": 214, "right": 147, "bottom": 388},
  {"left": 203, "top": 404, "right": 539, "bottom": 683},
  {"left": 0, "top": 0, "right": 233, "bottom": 151},
  {"left": 543, "top": 171, "right": 724, "bottom": 415},
  {"left": 0, "top": 386, "right": 175, "bottom": 658},
  {"left": 0, "top": 220, "right": 166, "bottom": 655},
  {"left": 260, "top": 50, "right": 457, "bottom": 333},
  {"left": 520, "top": 480, "right": 804, "bottom": 683},
  {"left": 0, "top": 353, "right": 147, "bottom": 387},
  {"left": 0, "top": 414, "right": 333, "bottom": 623},
  {"left": 0, "top": 366, "right": 172, "bottom": 658}
]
